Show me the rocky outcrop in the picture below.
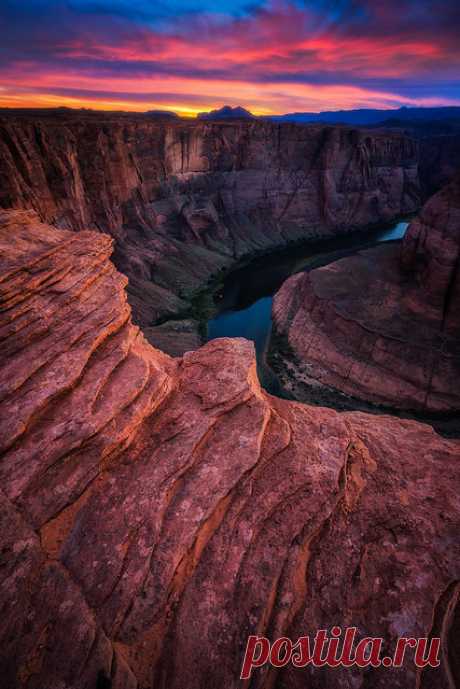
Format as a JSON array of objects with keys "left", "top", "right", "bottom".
[
  {"left": 271, "top": 176, "right": 460, "bottom": 414},
  {"left": 197, "top": 105, "right": 255, "bottom": 120},
  {"left": 1, "top": 210, "right": 460, "bottom": 689},
  {"left": 401, "top": 175, "right": 460, "bottom": 333},
  {"left": 0, "top": 111, "right": 420, "bottom": 351}
]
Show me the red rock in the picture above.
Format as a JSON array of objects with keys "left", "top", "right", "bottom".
[
  {"left": 271, "top": 177, "right": 460, "bottom": 413},
  {"left": 0, "top": 112, "right": 420, "bottom": 350},
  {"left": 1, "top": 210, "right": 459, "bottom": 688},
  {"left": 401, "top": 174, "right": 460, "bottom": 334}
]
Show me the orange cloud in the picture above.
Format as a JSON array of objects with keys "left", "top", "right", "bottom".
[{"left": 0, "top": 0, "right": 459, "bottom": 114}]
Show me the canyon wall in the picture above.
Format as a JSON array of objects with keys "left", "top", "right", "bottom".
[
  {"left": 0, "top": 112, "right": 420, "bottom": 341},
  {"left": 1, "top": 209, "right": 459, "bottom": 689},
  {"left": 271, "top": 176, "right": 460, "bottom": 415}
]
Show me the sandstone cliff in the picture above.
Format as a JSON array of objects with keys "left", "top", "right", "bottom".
[
  {"left": 271, "top": 176, "right": 460, "bottom": 415},
  {"left": 0, "top": 111, "right": 420, "bottom": 348},
  {"left": 1, "top": 210, "right": 459, "bottom": 689}
]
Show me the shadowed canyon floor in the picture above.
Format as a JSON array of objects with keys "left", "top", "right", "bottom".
[{"left": 1, "top": 209, "right": 459, "bottom": 689}]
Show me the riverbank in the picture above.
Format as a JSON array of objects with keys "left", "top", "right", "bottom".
[
  {"left": 266, "top": 326, "right": 460, "bottom": 438},
  {"left": 150, "top": 217, "right": 413, "bottom": 356}
]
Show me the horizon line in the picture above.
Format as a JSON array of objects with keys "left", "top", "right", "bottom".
[{"left": 1, "top": 103, "right": 460, "bottom": 118}]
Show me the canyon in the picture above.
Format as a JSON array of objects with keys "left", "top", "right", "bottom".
[
  {"left": 0, "top": 110, "right": 421, "bottom": 353},
  {"left": 1, "top": 209, "right": 459, "bottom": 689},
  {"left": 271, "top": 175, "right": 460, "bottom": 416}
]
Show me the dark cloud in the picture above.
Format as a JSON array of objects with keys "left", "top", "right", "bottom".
[{"left": 0, "top": 0, "right": 459, "bottom": 112}]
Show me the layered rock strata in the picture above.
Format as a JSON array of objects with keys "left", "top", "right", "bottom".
[
  {"left": 271, "top": 177, "right": 460, "bottom": 414},
  {"left": 1, "top": 210, "right": 459, "bottom": 689},
  {"left": 0, "top": 111, "right": 420, "bottom": 351}
]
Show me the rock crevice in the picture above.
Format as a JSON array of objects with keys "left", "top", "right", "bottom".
[
  {"left": 0, "top": 113, "right": 420, "bottom": 350},
  {"left": 0, "top": 210, "right": 459, "bottom": 689}
]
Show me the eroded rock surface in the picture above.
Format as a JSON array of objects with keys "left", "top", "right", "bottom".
[
  {"left": 1, "top": 211, "right": 459, "bottom": 689},
  {"left": 0, "top": 111, "right": 420, "bottom": 350},
  {"left": 271, "top": 177, "right": 460, "bottom": 414}
]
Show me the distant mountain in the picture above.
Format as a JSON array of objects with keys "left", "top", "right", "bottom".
[
  {"left": 145, "top": 110, "right": 180, "bottom": 120},
  {"left": 198, "top": 105, "right": 255, "bottom": 120},
  {"left": 196, "top": 105, "right": 460, "bottom": 126},
  {"left": 265, "top": 106, "right": 460, "bottom": 126}
]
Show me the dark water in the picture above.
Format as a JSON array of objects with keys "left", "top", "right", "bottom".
[{"left": 207, "top": 221, "right": 409, "bottom": 359}]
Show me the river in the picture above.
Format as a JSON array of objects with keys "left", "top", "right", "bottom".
[{"left": 207, "top": 221, "right": 409, "bottom": 365}]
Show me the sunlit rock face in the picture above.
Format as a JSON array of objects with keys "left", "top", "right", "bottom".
[
  {"left": 1, "top": 210, "right": 459, "bottom": 689},
  {"left": 0, "top": 112, "right": 420, "bottom": 339},
  {"left": 271, "top": 176, "right": 460, "bottom": 413}
]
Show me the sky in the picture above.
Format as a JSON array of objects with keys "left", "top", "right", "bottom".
[{"left": 0, "top": 0, "right": 459, "bottom": 115}]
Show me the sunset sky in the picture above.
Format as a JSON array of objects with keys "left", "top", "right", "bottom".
[{"left": 1, "top": 0, "right": 460, "bottom": 115}]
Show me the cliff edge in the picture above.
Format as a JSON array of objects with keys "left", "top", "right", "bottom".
[
  {"left": 0, "top": 210, "right": 459, "bottom": 688},
  {"left": 0, "top": 113, "right": 420, "bottom": 350},
  {"left": 271, "top": 177, "right": 460, "bottom": 414}
]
